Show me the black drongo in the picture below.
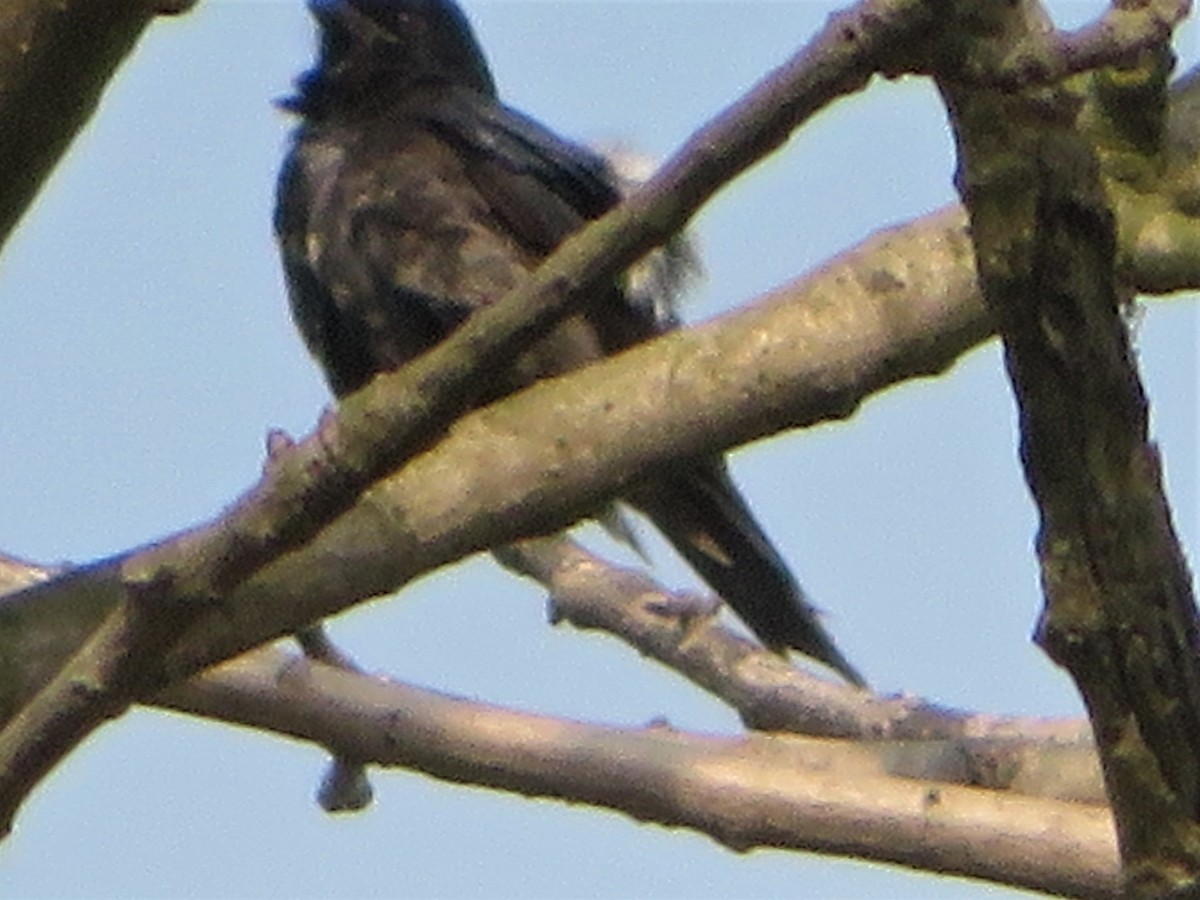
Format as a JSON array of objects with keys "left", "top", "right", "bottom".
[{"left": 275, "top": 0, "right": 864, "bottom": 687}]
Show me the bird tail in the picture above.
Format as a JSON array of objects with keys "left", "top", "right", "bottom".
[{"left": 627, "top": 459, "right": 865, "bottom": 688}]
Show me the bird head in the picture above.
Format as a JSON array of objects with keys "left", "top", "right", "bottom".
[{"left": 283, "top": 0, "right": 496, "bottom": 117}]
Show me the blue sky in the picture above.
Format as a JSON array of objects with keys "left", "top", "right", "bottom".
[{"left": 1, "top": 1, "right": 1196, "bottom": 897}]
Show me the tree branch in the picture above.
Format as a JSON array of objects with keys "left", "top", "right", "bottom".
[
  {"left": 157, "top": 647, "right": 1120, "bottom": 899},
  {"left": 0, "top": 0, "right": 196, "bottom": 254},
  {"left": 937, "top": 0, "right": 1200, "bottom": 893},
  {"left": 497, "top": 535, "right": 1094, "bottom": 746}
]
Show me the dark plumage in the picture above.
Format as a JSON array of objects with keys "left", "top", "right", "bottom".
[{"left": 275, "top": 0, "right": 865, "bottom": 687}]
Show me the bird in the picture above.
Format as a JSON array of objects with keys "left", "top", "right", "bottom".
[{"left": 274, "top": 0, "right": 865, "bottom": 687}]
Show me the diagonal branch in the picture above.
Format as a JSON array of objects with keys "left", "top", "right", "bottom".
[
  {"left": 497, "top": 535, "right": 1092, "bottom": 746},
  {"left": 0, "top": 0, "right": 197, "bottom": 254},
  {"left": 0, "top": 0, "right": 945, "bottom": 835}
]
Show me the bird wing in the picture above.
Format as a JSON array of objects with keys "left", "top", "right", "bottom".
[
  {"left": 422, "top": 92, "right": 620, "bottom": 233},
  {"left": 276, "top": 102, "right": 549, "bottom": 394},
  {"left": 419, "top": 90, "right": 665, "bottom": 354}
]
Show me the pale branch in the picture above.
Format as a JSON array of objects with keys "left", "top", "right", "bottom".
[
  {"left": 0, "top": 549, "right": 1104, "bottom": 811},
  {"left": 497, "top": 535, "right": 1092, "bottom": 746},
  {"left": 155, "top": 648, "right": 1120, "bottom": 899},
  {"left": 162, "top": 646, "right": 1106, "bottom": 806}
]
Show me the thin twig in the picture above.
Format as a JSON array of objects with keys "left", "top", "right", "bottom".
[{"left": 497, "top": 535, "right": 1091, "bottom": 745}]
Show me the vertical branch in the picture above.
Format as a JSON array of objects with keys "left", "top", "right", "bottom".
[{"left": 938, "top": 1, "right": 1200, "bottom": 893}]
